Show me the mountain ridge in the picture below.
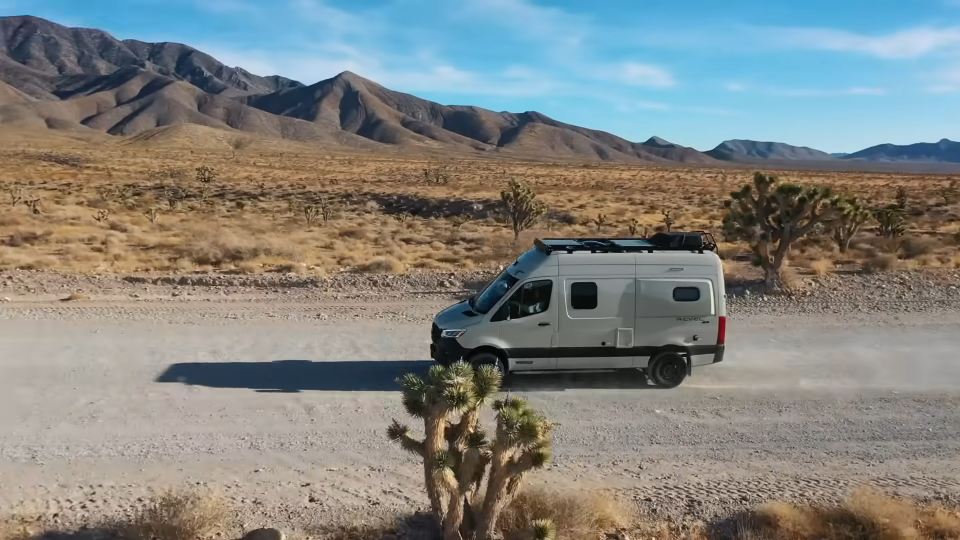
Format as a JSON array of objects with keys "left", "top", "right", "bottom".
[
  {"left": 0, "top": 15, "right": 957, "bottom": 168},
  {"left": 706, "top": 139, "right": 835, "bottom": 161},
  {"left": 842, "top": 139, "right": 960, "bottom": 163}
]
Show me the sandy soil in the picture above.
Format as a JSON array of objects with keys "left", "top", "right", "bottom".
[{"left": 2, "top": 296, "right": 960, "bottom": 530}]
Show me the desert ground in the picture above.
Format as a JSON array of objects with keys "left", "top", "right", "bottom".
[
  {"left": 1, "top": 128, "right": 958, "bottom": 279},
  {"left": 3, "top": 131, "right": 960, "bottom": 539},
  {"left": 2, "top": 269, "right": 960, "bottom": 536}
]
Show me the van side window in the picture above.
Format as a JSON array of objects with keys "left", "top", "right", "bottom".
[
  {"left": 495, "top": 280, "right": 553, "bottom": 321},
  {"left": 570, "top": 282, "right": 598, "bottom": 310},
  {"left": 673, "top": 287, "right": 701, "bottom": 302}
]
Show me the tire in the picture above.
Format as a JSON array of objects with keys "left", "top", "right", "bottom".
[
  {"left": 648, "top": 352, "right": 687, "bottom": 389},
  {"left": 468, "top": 351, "right": 510, "bottom": 385}
]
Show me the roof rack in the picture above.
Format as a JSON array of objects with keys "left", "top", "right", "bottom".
[{"left": 534, "top": 231, "right": 718, "bottom": 255}]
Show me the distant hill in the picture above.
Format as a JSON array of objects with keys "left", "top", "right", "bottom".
[
  {"left": 0, "top": 15, "right": 724, "bottom": 164},
  {"left": 707, "top": 140, "right": 835, "bottom": 161},
  {"left": 0, "top": 15, "right": 302, "bottom": 98},
  {"left": 830, "top": 153, "right": 849, "bottom": 158},
  {"left": 842, "top": 139, "right": 960, "bottom": 163},
  {"left": 641, "top": 136, "right": 679, "bottom": 148}
]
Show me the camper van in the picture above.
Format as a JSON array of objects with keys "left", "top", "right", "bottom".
[{"left": 429, "top": 232, "right": 726, "bottom": 388}]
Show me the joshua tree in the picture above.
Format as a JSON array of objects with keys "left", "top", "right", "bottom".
[
  {"left": 894, "top": 185, "right": 908, "bottom": 210},
  {"left": 387, "top": 362, "right": 554, "bottom": 540},
  {"left": 831, "top": 197, "right": 872, "bottom": 253},
  {"left": 423, "top": 163, "right": 451, "bottom": 185},
  {"left": 875, "top": 205, "right": 907, "bottom": 238},
  {"left": 24, "top": 197, "right": 42, "bottom": 215},
  {"left": 660, "top": 209, "right": 675, "bottom": 232},
  {"left": 144, "top": 208, "right": 160, "bottom": 224},
  {"left": 451, "top": 214, "right": 473, "bottom": 229},
  {"left": 938, "top": 179, "right": 959, "bottom": 206},
  {"left": 592, "top": 213, "right": 608, "bottom": 233},
  {"left": 501, "top": 179, "right": 546, "bottom": 242},
  {"left": 8, "top": 186, "right": 23, "bottom": 206},
  {"left": 723, "top": 172, "right": 837, "bottom": 290},
  {"left": 195, "top": 166, "right": 217, "bottom": 202},
  {"left": 303, "top": 204, "right": 321, "bottom": 226}
]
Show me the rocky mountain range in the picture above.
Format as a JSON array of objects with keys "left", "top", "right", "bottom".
[
  {"left": 0, "top": 15, "right": 957, "bottom": 168},
  {"left": 706, "top": 140, "right": 835, "bottom": 161}
]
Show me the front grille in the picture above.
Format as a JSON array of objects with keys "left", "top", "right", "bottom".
[{"left": 431, "top": 322, "right": 441, "bottom": 342}]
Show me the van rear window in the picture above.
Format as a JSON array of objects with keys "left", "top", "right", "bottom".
[
  {"left": 570, "top": 282, "right": 598, "bottom": 310},
  {"left": 673, "top": 287, "right": 701, "bottom": 302}
]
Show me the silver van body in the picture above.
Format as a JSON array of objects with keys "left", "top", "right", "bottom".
[{"left": 430, "top": 235, "right": 726, "bottom": 388}]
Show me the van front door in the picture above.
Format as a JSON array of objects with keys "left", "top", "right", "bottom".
[{"left": 493, "top": 279, "right": 557, "bottom": 371}]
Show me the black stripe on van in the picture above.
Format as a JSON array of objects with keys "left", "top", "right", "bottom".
[{"left": 505, "top": 345, "right": 720, "bottom": 359}]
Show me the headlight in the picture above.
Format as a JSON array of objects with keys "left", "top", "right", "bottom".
[{"left": 440, "top": 329, "right": 467, "bottom": 339}]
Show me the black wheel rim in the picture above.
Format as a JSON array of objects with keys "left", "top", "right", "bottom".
[{"left": 657, "top": 359, "right": 682, "bottom": 383}]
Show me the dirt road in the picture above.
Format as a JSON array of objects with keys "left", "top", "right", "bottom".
[{"left": 2, "top": 299, "right": 960, "bottom": 527}]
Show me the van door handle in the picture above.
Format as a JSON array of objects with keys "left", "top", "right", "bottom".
[{"left": 538, "top": 322, "right": 551, "bottom": 326}]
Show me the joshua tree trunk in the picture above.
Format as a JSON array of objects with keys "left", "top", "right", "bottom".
[{"left": 424, "top": 411, "right": 447, "bottom": 515}]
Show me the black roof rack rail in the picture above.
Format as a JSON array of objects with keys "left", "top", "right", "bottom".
[{"left": 534, "top": 232, "right": 718, "bottom": 255}]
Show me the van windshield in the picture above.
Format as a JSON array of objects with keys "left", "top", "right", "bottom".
[{"left": 471, "top": 271, "right": 520, "bottom": 314}]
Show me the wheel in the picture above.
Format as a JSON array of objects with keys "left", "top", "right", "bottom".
[
  {"left": 648, "top": 352, "right": 687, "bottom": 389},
  {"left": 468, "top": 351, "right": 510, "bottom": 386}
]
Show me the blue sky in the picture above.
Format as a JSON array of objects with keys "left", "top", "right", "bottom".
[{"left": 2, "top": 0, "right": 960, "bottom": 152}]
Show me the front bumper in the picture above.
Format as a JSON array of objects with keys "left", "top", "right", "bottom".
[{"left": 430, "top": 338, "right": 469, "bottom": 365}]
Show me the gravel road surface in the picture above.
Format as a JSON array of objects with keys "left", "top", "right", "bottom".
[{"left": 2, "top": 292, "right": 960, "bottom": 528}]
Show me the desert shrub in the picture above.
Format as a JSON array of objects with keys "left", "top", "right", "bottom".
[
  {"left": 499, "top": 488, "right": 630, "bottom": 540},
  {"left": 747, "top": 488, "right": 960, "bottom": 540},
  {"left": 900, "top": 236, "right": 941, "bottom": 259},
  {"left": 176, "top": 233, "right": 299, "bottom": 266},
  {"left": 805, "top": 258, "right": 834, "bottom": 276},
  {"left": 120, "top": 491, "right": 228, "bottom": 540},
  {"left": 546, "top": 209, "right": 578, "bottom": 226},
  {"left": 338, "top": 226, "right": 371, "bottom": 240},
  {"left": 108, "top": 220, "right": 135, "bottom": 234},
  {"left": 358, "top": 256, "right": 404, "bottom": 273},
  {"left": 863, "top": 253, "right": 899, "bottom": 273},
  {"left": 780, "top": 266, "right": 805, "bottom": 291},
  {"left": 3, "top": 230, "right": 50, "bottom": 247}
]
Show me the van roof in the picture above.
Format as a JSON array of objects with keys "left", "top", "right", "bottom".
[{"left": 535, "top": 232, "right": 717, "bottom": 255}]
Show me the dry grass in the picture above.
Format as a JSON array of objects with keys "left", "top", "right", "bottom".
[
  {"left": 863, "top": 253, "right": 900, "bottom": 273},
  {"left": 805, "top": 258, "right": 835, "bottom": 276},
  {"left": 120, "top": 491, "right": 229, "bottom": 540},
  {"left": 500, "top": 487, "right": 631, "bottom": 540},
  {"left": 0, "top": 135, "right": 957, "bottom": 275},
  {"left": 744, "top": 488, "right": 960, "bottom": 540},
  {"left": 3, "top": 487, "right": 960, "bottom": 540},
  {"left": 0, "top": 514, "right": 37, "bottom": 540}
]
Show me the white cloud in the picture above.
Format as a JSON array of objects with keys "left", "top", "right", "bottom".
[
  {"left": 682, "top": 106, "right": 740, "bottom": 116},
  {"left": 760, "top": 25, "right": 960, "bottom": 59},
  {"left": 724, "top": 82, "right": 747, "bottom": 92},
  {"left": 456, "top": 0, "right": 589, "bottom": 52},
  {"left": 197, "top": 0, "right": 259, "bottom": 14},
  {"left": 925, "top": 65, "right": 960, "bottom": 93},
  {"left": 773, "top": 87, "right": 887, "bottom": 97},
  {"left": 194, "top": 0, "right": 678, "bottom": 101},
  {"left": 201, "top": 41, "right": 568, "bottom": 97},
  {"left": 615, "top": 101, "right": 672, "bottom": 113},
  {"left": 615, "top": 62, "right": 676, "bottom": 88}
]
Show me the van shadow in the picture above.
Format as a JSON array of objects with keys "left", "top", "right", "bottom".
[{"left": 155, "top": 360, "right": 655, "bottom": 393}]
